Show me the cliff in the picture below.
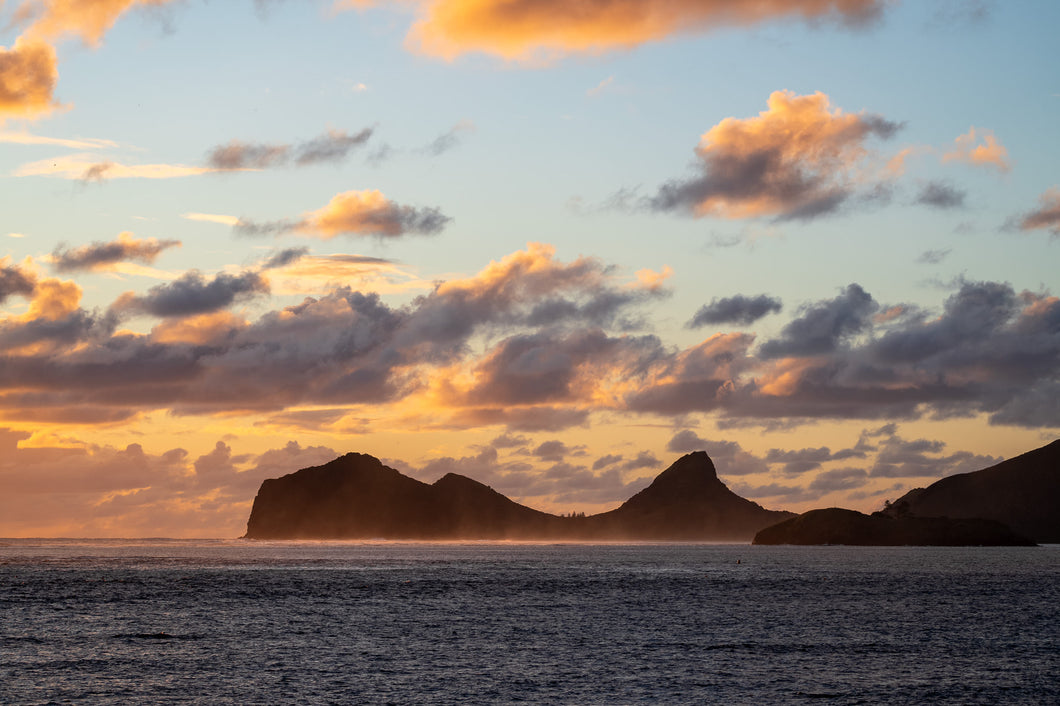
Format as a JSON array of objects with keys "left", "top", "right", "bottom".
[{"left": 244, "top": 450, "right": 793, "bottom": 541}]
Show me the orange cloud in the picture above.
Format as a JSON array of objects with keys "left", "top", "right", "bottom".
[
  {"left": 942, "top": 127, "right": 1011, "bottom": 173},
  {"left": 651, "top": 90, "right": 900, "bottom": 220},
  {"left": 357, "top": 0, "right": 888, "bottom": 61},
  {"left": 236, "top": 189, "right": 451, "bottom": 239},
  {"left": 150, "top": 311, "right": 248, "bottom": 345},
  {"left": 24, "top": 277, "right": 81, "bottom": 321},
  {"left": 0, "top": 37, "right": 59, "bottom": 119},
  {"left": 16, "top": 0, "right": 180, "bottom": 46}
]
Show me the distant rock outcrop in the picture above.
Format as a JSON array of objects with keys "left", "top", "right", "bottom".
[
  {"left": 244, "top": 450, "right": 793, "bottom": 541},
  {"left": 752, "top": 508, "right": 1036, "bottom": 546},
  {"left": 880, "top": 439, "right": 1060, "bottom": 543}
]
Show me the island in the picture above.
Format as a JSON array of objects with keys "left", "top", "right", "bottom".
[
  {"left": 244, "top": 450, "right": 794, "bottom": 541},
  {"left": 752, "top": 508, "right": 1036, "bottom": 546}
]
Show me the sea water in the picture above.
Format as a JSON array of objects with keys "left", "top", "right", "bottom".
[{"left": 1, "top": 540, "right": 1057, "bottom": 704}]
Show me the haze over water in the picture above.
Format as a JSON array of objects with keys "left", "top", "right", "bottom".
[{"left": 3, "top": 540, "right": 1057, "bottom": 704}]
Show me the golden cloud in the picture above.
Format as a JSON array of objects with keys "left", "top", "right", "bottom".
[
  {"left": 345, "top": 0, "right": 886, "bottom": 61},
  {"left": 0, "top": 37, "right": 59, "bottom": 119},
  {"left": 234, "top": 189, "right": 451, "bottom": 239},
  {"left": 942, "top": 127, "right": 1011, "bottom": 173},
  {"left": 652, "top": 90, "right": 900, "bottom": 220},
  {"left": 17, "top": 0, "right": 180, "bottom": 46}
]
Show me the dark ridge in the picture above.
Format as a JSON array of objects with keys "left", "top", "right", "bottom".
[
  {"left": 244, "top": 450, "right": 793, "bottom": 541},
  {"left": 752, "top": 507, "right": 1036, "bottom": 546},
  {"left": 880, "top": 439, "right": 1060, "bottom": 543}
]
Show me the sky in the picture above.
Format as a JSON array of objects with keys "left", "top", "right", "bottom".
[{"left": 0, "top": 0, "right": 1057, "bottom": 538}]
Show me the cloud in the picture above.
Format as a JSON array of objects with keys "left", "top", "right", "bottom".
[
  {"left": 206, "top": 128, "right": 374, "bottom": 169},
  {"left": 587, "top": 75, "right": 614, "bottom": 97},
  {"left": 1015, "top": 187, "right": 1060, "bottom": 237},
  {"left": 0, "top": 37, "right": 59, "bottom": 119},
  {"left": 51, "top": 232, "right": 181, "bottom": 272},
  {"left": 942, "top": 127, "right": 1011, "bottom": 173},
  {"left": 916, "top": 248, "right": 951, "bottom": 265},
  {"left": 869, "top": 433, "right": 1001, "bottom": 479},
  {"left": 758, "top": 283, "right": 877, "bottom": 358},
  {"left": 650, "top": 91, "right": 902, "bottom": 221},
  {"left": 182, "top": 212, "right": 240, "bottom": 226},
  {"left": 0, "top": 262, "right": 37, "bottom": 304},
  {"left": 14, "top": 153, "right": 214, "bottom": 180},
  {"left": 420, "top": 120, "right": 475, "bottom": 156},
  {"left": 3, "top": 245, "right": 1057, "bottom": 431},
  {"left": 629, "top": 277, "right": 1060, "bottom": 429},
  {"left": 592, "top": 453, "right": 622, "bottom": 470},
  {"left": 112, "top": 270, "right": 270, "bottom": 318},
  {"left": 15, "top": 0, "right": 183, "bottom": 47},
  {"left": 689, "top": 294, "right": 782, "bottom": 327},
  {"left": 765, "top": 443, "right": 868, "bottom": 475},
  {"left": 533, "top": 439, "right": 571, "bottom": 461},
  {"left": 352, "top": 0, "right": 887, "bottom": 62},
  {"left": 914, "top": 180, "right": 966, "bottom": 209},
  {"left": 490, "top": 432, "right": 530, "bottom": 449},
  {"left": 0, "top": 130, "right": 115, "bottom": 149},
  {"left": 235, "top": 189, "right": 451, "bottom": 239},
  {"left": 259, "top": 247, "right": 310, "bottom": 270},
  {"left": 807, "top": 466, "right": 868, "bottom": 492},
  {"left": 207, "top": 141, "right": 288, "bottom": 170},
  {"left": 666, "top": 429, "right": 708, "bottom": 453}
]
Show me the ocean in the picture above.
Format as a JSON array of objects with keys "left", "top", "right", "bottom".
[{"left": 1, "top": 540, "right": 1057, "bottom": 704}]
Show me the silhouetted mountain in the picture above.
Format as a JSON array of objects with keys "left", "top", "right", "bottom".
[
  {"left": 244, "top": 450, "right": 793, "bottom": 541},
  {"left": 752, "top": 508, "right": 1035, "bottom": 546},
  {"left": 880, "top": 439, "right": 1060, "bottom": 543},
  {"left": 584, "top": 451, "right": 793, "bottom": 540}
]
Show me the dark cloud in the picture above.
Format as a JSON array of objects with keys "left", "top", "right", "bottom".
[
  {"left": 0, "top": 308, "right": 103, "bottom": 352},
  {"left": 459, "top": 329, "right": 663, "bottom": 407},
  {"left": 114, "top": 271, "right": 269, "bottom": 318},
  {"left": 208, "top": 142, "right": 289, "bottom": 170},
  {"left": 666, "top": 429, "right": 708, "bottom": 453},
  {"left": 807, "top": 467, "right": 869, "bottom": 492},
  {"left": 619, "top": 451, "right": 660, "bottom": 472},
  {"left": 916, "top": 248, "right": 951, "bottom": 265},
  {"left": 421, "top": 121, "right": 475, "bottom": 157},
  {"left": 295, "top": 128, "right": 374, "bottom": 165},
  {"left": 765, "top": 444, "right": 869, "bottom": 476},
  {"left": 490, "top": 432, "right": 530, "bottom": 449},
  {"left": 259, "top": 247, "right": 310, "bottom": 270},
  {"left": 207, "top": 128, "right": 374, "bottom": 170},
  {"left": 80, "top": 161, "right": 114, "bottom": 182},
  {"left": 688, "top": 294, "right": 782, "bottom": 327},
  {"left": 592, "top": 453, "right": 623, "bottom": 470},
  {"left": 52, "top": 233, "right": 181, "bottom": 272},
  {"left": 869, "top": 434, "right": 1001, "bottom": 479},
  {"left": 759, "top": 284, "right": 877, "bottom": 358},
  {"left": 0, "top": 264, "right": 36, "bottom": 304},
  {"left": 533, "top": 440, "right": 571, "bottom": 461},
  {"left": 915, "top": 181, "right": 966, "bottom": 209},
  {"left": 1015, "top": 187, "right": 1060, "bottom": 237}
]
